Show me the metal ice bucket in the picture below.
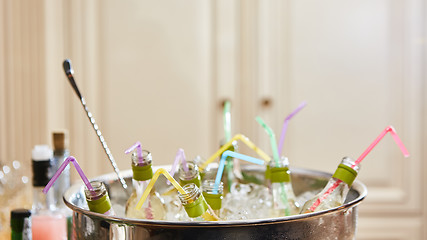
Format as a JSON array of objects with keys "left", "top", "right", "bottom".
[{"left": 64, "top": 165, "right": 367, "bottom": 240}]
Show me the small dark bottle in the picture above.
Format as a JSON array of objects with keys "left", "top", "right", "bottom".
[{"left": 10, "top": 209, "right": 32, "bottom": 240}]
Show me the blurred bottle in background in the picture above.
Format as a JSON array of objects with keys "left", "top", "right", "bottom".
[
  {"left": 51, "top": 130, "right": 72, "bottom": 239},
  {"left": 31, "top": 145, "right": 67, "bottom": 240},
  {"left": 10, "top": 209, "right": 32, "bottom": 240}
]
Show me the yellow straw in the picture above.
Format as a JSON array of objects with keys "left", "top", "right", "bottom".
[
  {"left": 199, "top": 134, "right": 271, "bottom": 171},
  {"left": 135, "top": 168, "right": 186, "bottom": 210}
]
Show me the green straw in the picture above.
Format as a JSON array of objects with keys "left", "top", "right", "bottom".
[
  {"left": 255, "top": 116, "right": 280, "bottom": 167},
  {"left": 256, "top": 116, "right": 291, "bottom": 216},
  {"left": 223, "top": 101, "right": 232, "bottom": 142}
]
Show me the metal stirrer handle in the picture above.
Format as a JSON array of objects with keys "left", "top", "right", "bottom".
[{"left": 63, "top": 59, "right": 128, "bottom": 193}]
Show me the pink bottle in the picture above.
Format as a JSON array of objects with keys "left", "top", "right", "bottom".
[{"left": 31, "top": 145, "right": 67, "bottom": 240}]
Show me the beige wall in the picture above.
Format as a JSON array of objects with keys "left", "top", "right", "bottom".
[{"left": 1, "top": 0, "right": 426, "bottom": 238}]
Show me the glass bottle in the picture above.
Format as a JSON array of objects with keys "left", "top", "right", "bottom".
[
  {"left": 31, "top": 145, "right": 67, "bottom": 240},
  {"left": 269, "top": 156, "right": 299, "bottom": 217},
  {"left": 10, "top": 209, "right": 31, "bottom": 240},
  {"left": 84, "top": 181, "right": 125, "bottom": 239},
  {"left": 202, "top": 180, "right": 223, "bottom": 218},
  {"left": 178, "top": 183, "right": 219, "bottom": 221},
  {"left": 125, "top": 150, "right": 165, "bottom": 220},
  {"left": 51, "top": 131, "right": 72, "bottom": 239},
  {"left": 84, "top": 181, "right": 115, "bottom": 215},
  {"left": 178, "top": 161, "right": 202, "bottom": 188},
  {"left": 300, "top": 157, "right": 359, "bottom": 213}
]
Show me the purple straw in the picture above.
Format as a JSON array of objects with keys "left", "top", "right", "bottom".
[
  {"left": 278, "top": 101, "right": 307, "bottom": 156},
  {"left": 125, "top": 141, "right": 144, "bottom": 164},
  {"left": 43, "top": 156, "right": 93, "bottom": 194},
  {"left": 167, "top": 148, "right": 189, "bottom": 185}
]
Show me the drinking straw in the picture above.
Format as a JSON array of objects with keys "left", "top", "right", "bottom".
[
  {"left": 198, "top": 134, "right": 271, "bottom": 171},
  {"left": 125, "top": 141, "right": 144, "bottom": 164},
  {"left": 167, "top": 148, "right": 189, "bottom": 185},
  {"left": 278, "top": 101, "right": 307, "bottom": 156},
  {"left": 256, "top": 117, "right": 294, "bottom": 215},
  {"left": 255, "top": 116, "right": 280, "bottom": 166},
  {"left": 352, "top": 125, "right": 410, "bottom": 167},
  {"left": 223, "top": 100, "right": 242, "bottom": 186},
  {"left": 213, "top": 150, "right": 264, "bottom": 194},
  {"left": 43, "top": 156, "right": 93, "bottom": 194},
  {"left": 308, "top": 125, "right": 410, "bottom": 212},
  {"left": 223, "top": 100, "right": 232, "bottom": 142},
  {"left": 136, "top": 168, "right": 186, "bottom": 210}
]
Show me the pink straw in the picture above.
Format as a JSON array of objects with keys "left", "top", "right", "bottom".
[
  {"left": 352, "top": 125, "right": 410, "bottom": 167},
  {"left": 167, "top": 148, "right": 189, "bottom": 185},
  {"left": 43, "top": 156, "right": 93, "bottom": 194},
  {"left": 278, "top": 101, "right": 307, "bottom": 156},
  {"left": 125, "top": 141, "right": 144, "bottom": 164},
  {"left": 308, "top": 125, "right": 410, "bottom": 212}
]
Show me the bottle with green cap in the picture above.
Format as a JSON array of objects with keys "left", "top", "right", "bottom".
[
  {"left": 178, "top": 183, "right": 219, "bottom": 221},
  {"left": 178, "top": 161, "right": 202, "bottom": 188},
  {"left": 202, "top": 180, "right": 223, "bottom": 218},
  {"left": 31, "top": 145, "right": 67, "bottom": 240},
  {"left": 300, "top": 157, "right": 360, "bottom": 213},
  {"left": 84, "top": 180, "right": 125, "bottom": 239},
  {"left": 269, "top": 156, "right": 299, "bottom": 217},
  {"left": 125, "top": 150, "right": 165, "bottom": 219},
  {"left": 10, "top": 209, "right": 31, "bottom": 240},
  {"left": 84, "top": 181, "right": 115, "bottom": 215}
]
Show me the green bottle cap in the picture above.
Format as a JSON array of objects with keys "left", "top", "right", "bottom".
[
  {"left": 132, "top": 164, "right": 153, "bottom": 181},
  {"left": 180, "top": 175, "right": 202, "bottom": 188},
  {"left": 202, "top": 192, "right": 223, "bottom": 210},
  {"left": 332, "top": 163, "right": 358, "bottom": 186},
  {"left": 270, "top": 166, "right": 291, "bottom": 183},
  {"left": 87, "top": 194, "right": 112, "bottom": 214},
  {"left": 183, "top": 194, "right": 209, "bottom": 218}
]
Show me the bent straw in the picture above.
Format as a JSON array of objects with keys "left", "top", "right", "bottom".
[
  {"left": 125, "top": 141, "right": 144, "bottom": 164},
  {"left": 43, "top": 156, "right": 93, "bottom": 194},
  {"left": 278, "top": 101, "right": 307, "bottom": 156},
  {"left": 352, "top": 125, "right": 410, "bottom": 167},
  {"left": 136, "top": 168, "right": 186, "bottom": 210},
  {"left": 198, "top": 134, "right": 271, "bottom": 171},
  {"left": 308, "top": 125, "right": 410, "bottom": 212},
  {"left": 167, "top": 148, "right": 189, "bottom": 185},
  {"left": 213, "top": 150, "right": 264, "bottom": 194},
  {"left": 255, "top": 116, "right": 280, "bottom": 166}
]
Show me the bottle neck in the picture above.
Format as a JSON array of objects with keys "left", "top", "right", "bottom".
[
  {"left": 179, "top": 162, "right": 201, "bottom": 187},
  {"left": 131, "top": 150, "right": 153, "bottom": 181},
  {"left": 178, "top": 183, "right": 210, "bottom": 219},
  {"left": 53, "top": 149, "right": 69, "bottom": 157},
  {"left": 269, "top": 156, "right": 291, "bottom": 183},
  {"left": 84, "top": 181, "right": 113, "bottom": 215}
]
